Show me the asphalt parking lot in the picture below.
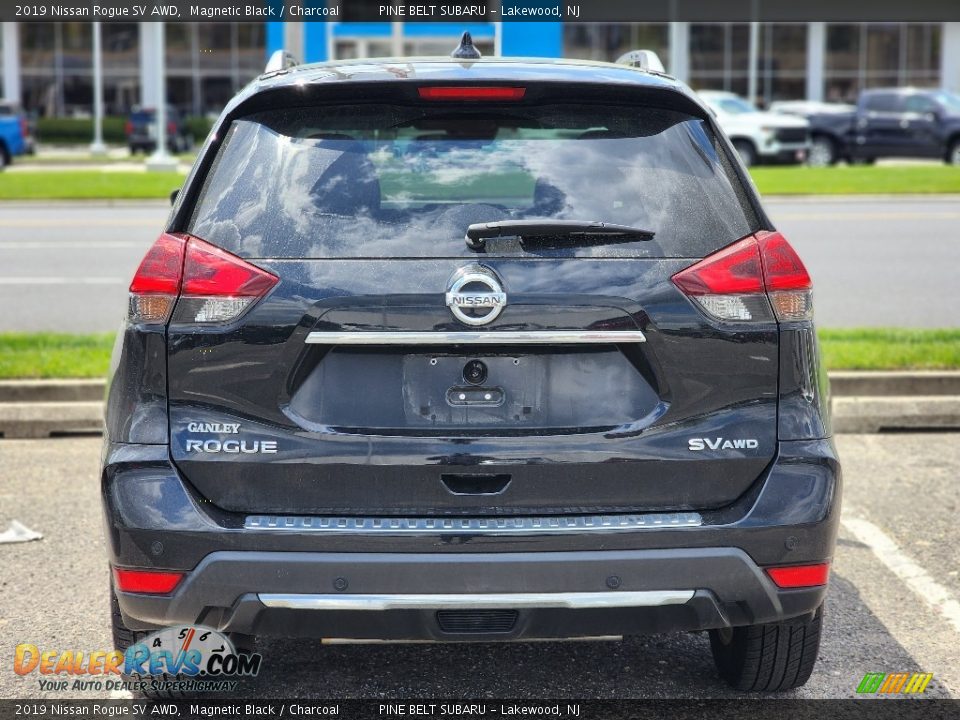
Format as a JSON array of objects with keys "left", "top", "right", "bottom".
[{"left": 1, "top": 433, "right": 958, "bottom": 700}]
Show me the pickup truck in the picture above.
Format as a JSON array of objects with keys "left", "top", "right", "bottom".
[
  {"left": 126, "top": 106, "right": 194, "bottom": 154},
  {"left": 0, "top": 102, "right": 32, "bottom": 170},
  {"left": 798, "top": 88, "right": 960, "bottom": 166},
  {"left": 698, "top": 91, "right": 810, "bottom": 167}
]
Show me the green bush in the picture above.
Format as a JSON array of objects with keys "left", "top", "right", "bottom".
[
  {"left": 35, "top": 115, "right": 213, "bottom": 146},
  {"left": 36, "top": 116, "right": 127, "bottom": 144},
  {"left": 185, "top": 116, "right": 214, "bottom": 142}
]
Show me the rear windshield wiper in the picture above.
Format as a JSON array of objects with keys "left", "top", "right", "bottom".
[{"left": 465, "top": 220, "right": 655, "bottom": 251}]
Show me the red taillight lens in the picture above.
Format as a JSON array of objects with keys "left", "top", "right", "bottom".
[
  {"left": 671, "top": 232, "right": 813, "bottom": 323},
  {"left": 128, "top": 232, "right": 186, "bottom": 323},
  {"left": 124, "top": 120, "right": 133, "bottom": 136},
  {"left": 20, "top": 116, "right": 29, "bottom": 138},
  {"left": 167, "top": 121, "right": 176, "bottom": 135},
  {"left": 113, "top": 567, "right": 185, "bottom": 595},
  {"left": 766, "top": 562, "right": 830, "bottom": 589},
  {"left": 182, "top": 240, "right": 278, "bottom": 297},
  {"left": 671, "top": 237, "right": 763, "bottom": 296},
  {"left": 418, "top": 86, "right": 527, "bottom": 101},
  {"left": 128, "top": 233, "right": 278, "bottom": 325}
]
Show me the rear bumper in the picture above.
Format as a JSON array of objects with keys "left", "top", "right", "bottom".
[
  {"left": 759, "top": 144, "right": 809, "bottom": 163},
  {"left": 114, "top": 547, "right": 827, "bottom": 640},
  {"left": 103, "top": 438, "right": 840, "bottom": 639}
]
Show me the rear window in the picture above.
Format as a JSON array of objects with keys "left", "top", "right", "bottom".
[{"left": 189, "top": 102, "right": 756, "bottom": 259}]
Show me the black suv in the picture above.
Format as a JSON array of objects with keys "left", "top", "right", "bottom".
[{"left": 103, "top": 49, "right": 840, "bottom": 693}]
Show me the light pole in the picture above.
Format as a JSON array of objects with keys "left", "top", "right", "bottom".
[
  {"left": 146, "top": 22, "right": 176, "bottom": 172},
  {"left": 748, "top": 21, "right": 760, "bottom": 107},
  {"left": 90, "top": 22, "right": 106, "bottom": 156}
]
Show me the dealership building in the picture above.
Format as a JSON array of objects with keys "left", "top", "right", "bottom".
[{"left": 1, "top": 19, "right": 959, "bottom": 117}]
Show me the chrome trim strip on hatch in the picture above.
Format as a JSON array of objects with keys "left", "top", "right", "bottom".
[
  {"left": 304, "top": 330, "right": 646, "bottom": 345},
  {"left": 244, "top": 513, "right": 703, "bottom": 534},
  {"left": 259, "top": 590, "right": 696, "bottom": 611}
]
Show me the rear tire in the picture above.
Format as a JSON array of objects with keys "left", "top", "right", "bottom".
[
  {"left": 110, "top": 584, "right": 190, "bottom": 699},
  {"left": 709, "top": 604, "right": 824, "bottom": 691},
  {"left": 807, "top": 136, "right": 837, "bottom": 167},
  {"left": 110, "top": 583, "right": 256, "bottom": 698},
  {"left": 732, "top": 140, "right": 757, "bottom": 168}
]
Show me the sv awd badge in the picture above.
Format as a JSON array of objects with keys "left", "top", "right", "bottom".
[
  {"left": 688, "top": 437, "right": 759, "bottom": 451},
  {"left": 185, "top": 439, "right": 278, "bottom": 454}
]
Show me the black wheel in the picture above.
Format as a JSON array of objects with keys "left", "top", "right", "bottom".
[
  {"left": 732, "top": 140, "right": 757, "bottom": 168},
  {"left": 807, "top": 136, "right": 837, "bottom": 167},
  {"left": 947, "top": 140, "right": 960, "bottom": 166},
  {"left": 110, "top": 583, "right": 256, "bottom": 698},
  {"left": 709, "top": 604, "right": 823, "bottom": 691},
  {"left": 110, "top": 587, "right": 190, "bottom": 699},
  {"left": 0, "top": 145, "right": 8, "bottom": 170}
]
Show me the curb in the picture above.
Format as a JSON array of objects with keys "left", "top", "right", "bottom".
[
  {"left": 832, "top": 396, "right": 960, "bottom": 434},
  {"left": 828, "top": 371, "right": 960, "bottom": 397},
  {"left": 2, "top": 375, "right": 959, "bottom": 439},
  {"left": 0, "top": 379, "right": 105, "bottom": 403},
  {"left": 0, "top": 402, "right": 103, "bottom": 439}
]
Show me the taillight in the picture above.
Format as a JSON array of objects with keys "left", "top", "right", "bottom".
[
  {"left": 418, "top": 86, "right": 527, "bottom": 101},
  {"left": 766, "top": 562, "right": 830, "bottom": 589},
  {"left": 124, "top": 120, "right": 133, "bottom": 136},
  {"left": 756, "top": 230, "right": 813, "bottom": 322},
  {"left": 174, "top": 238, "right": 279, "bottom": 323},
  {"left": 671, "top": 231, "right": 812, "bottom": 323},
  {"left": 128, "top": 232, "right": 186, "bottom": 323},
  {"left": 20, "top": 116, "right": 29, "bottom": 138},
  {"left": 128, "top": 233, "right": 278, "bottom": 325},
  {"left": 113, "top": 567, "right": 184, "bottom": 595},
  {"left": 167, "top": 120, "right": 176, "bottom": 135}
]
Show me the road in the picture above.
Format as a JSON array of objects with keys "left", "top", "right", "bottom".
[
  {"left": 1, "top": 433, "right": 958, "bottom": 700},
  {"left": 0, "top": 198, "right": 958, "bottom": 332}
]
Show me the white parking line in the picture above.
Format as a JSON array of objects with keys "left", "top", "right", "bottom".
[
  {"left": 0, "top": 277, "right": 124, "bottom": 285},
  {"left": 0, "top": 243, "right": 142, "bottom": 250},
  {"left": 842, "top": 513, "right": 960, "bottom": 635},
  {"left": 0, "top": 242, "right": 142, "bottom": 250}
]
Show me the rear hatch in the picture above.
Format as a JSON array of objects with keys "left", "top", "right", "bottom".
[{"left": 163, "top": 84, "right": 779, "bottom": 516}]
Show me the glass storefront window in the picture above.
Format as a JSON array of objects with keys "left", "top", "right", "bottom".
[
  {"left": 17, "top": 22, "right": 264, "bottom": 118},
  {"left": 826, "top": 24, "right": 859, "bottom": 73},
  {"left": 563, "top": 23, "right": 668, "bottom": 66},
  {"left": 20, "top": 23, "right": 55, "bottom": 71},
  {"left": 865, "top": 24, "right": 900, "bottom": 74},
  {"left": 825, "top": 23, "right": 941, "bottom": 101}
]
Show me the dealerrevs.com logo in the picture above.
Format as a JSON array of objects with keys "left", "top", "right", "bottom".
[
  {"left": 14, "top": 626, "right": 262, "bottom": 693},
  {"left": 856, "top": 672, "right": 934, "bottom": 694}
]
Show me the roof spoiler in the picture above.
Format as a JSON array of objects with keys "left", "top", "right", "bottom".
[
  {"left": 265, "top": 50, "right": 299, "bottom": 74},
  {"left": 615, "top": 49, "right": 667, "bottom": 74}
]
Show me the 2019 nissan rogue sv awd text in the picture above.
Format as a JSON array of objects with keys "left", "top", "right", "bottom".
[{"left": 102, "top": 40, "right": 841, "bottom": 694}]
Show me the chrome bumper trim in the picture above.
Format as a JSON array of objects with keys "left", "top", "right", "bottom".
[
  {"left": 244, "top": 512, "right": 703, "bottom": 534},
  {"left": 304, "top": 330, "right": 646, "bottom": 345},
  {"left": 259, "top": 590, "right": 695, "bottom": 611}
]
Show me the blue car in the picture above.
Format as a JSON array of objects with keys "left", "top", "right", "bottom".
[{"left": 0, "top": 102, "right": 32, "bottom": 170}]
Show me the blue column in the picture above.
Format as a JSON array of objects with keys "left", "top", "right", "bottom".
[
  {"left": 304, "top": 22, "right": 328, "bottom": 62},
  {"left": 501, "top": 22, "right": 563, "bottom": 58},
  {"left": 266, "top": 22, "right": 284, "bottom": 59}
]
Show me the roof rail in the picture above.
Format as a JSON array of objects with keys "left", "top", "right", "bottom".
[
  {"left": 264, "top": 49, "right": 299, "bottom": 74},
  {"left": 615, "top": 49, "right": 667, "bottom": 74}
]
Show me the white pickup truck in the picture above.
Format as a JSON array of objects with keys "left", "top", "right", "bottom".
[{"left": 698, "top": 91, "right": 810, "bottom": 167}]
